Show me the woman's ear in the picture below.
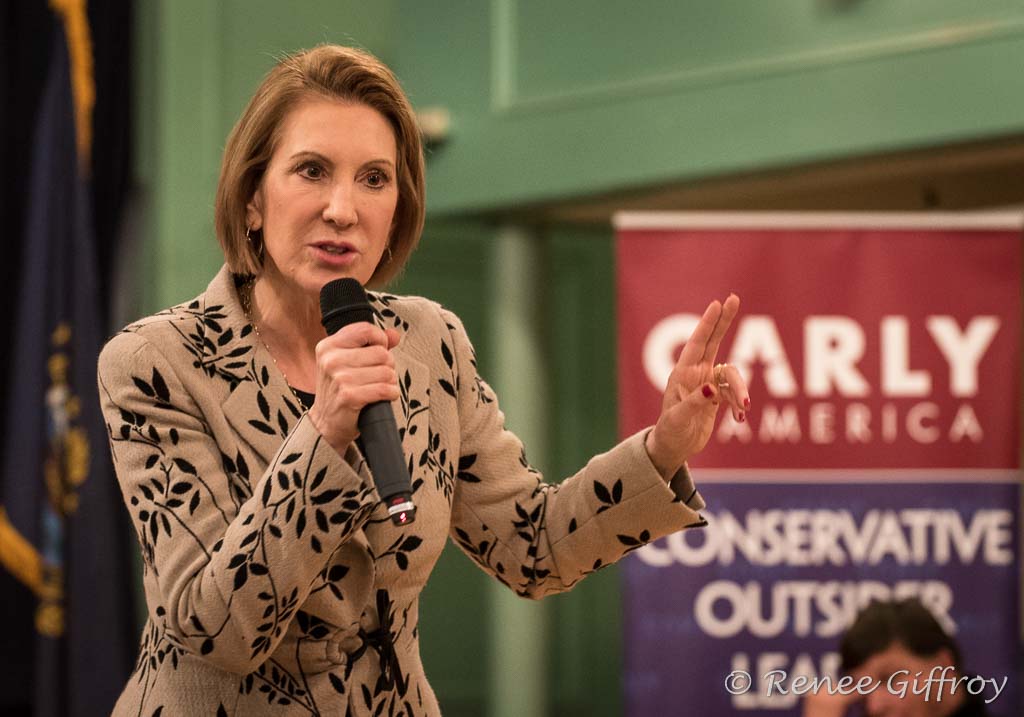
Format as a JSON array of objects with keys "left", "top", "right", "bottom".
[{"left": 246, "top": 189, "right": 264, "bottom": 231}]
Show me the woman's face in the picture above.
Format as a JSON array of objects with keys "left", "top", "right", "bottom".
[
  {"left": 853, "top": 643, "right": 957, "bottom": 717},
  {"left": 247, "top": 97, "right": 399, "bottom": 296}
]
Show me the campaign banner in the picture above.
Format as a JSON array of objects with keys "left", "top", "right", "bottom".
[{"left": 616, "top": 213, "right": 1022, "bottom": 716}]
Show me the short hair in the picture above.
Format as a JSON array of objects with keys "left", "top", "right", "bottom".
[
  {"left": 214, "top": 44, "right": 425, "bottom": 287},
  {"left": 840, "top": 598, "right": 961, "bottom": 673}
]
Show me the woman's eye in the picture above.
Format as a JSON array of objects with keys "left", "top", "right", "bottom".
[
  {"left": 364, "top": 169, "right": 390, "bottom": 188},
  {"left": 298, "top": 163, "right": 324, "bottom": 180}
]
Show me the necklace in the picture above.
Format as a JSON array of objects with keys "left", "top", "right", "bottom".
[{"left": 239, "top": 279, "right": 311, "bottom": 412}]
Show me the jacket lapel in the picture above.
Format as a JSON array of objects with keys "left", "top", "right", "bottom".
[
  {"left": 208, "top": 269, "right": 429, "bottom": 496},
  {"left": 202, "top": 267, "right": 304, "bottom": 468}
]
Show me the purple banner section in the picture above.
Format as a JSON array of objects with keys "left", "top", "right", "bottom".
[{"left": 623, "top": 481, "right": 1020, "bottom": 716}]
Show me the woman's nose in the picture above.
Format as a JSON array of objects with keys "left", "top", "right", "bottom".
[{"left": 323, "top": 181, "right": 358, "bottom": 227}]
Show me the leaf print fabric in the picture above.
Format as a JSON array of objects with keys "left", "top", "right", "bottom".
[
  {"left": 99, "top": 266, "right": 707, "bottom": 716},
  {"left": 439, "top": 308, "right": 707, "bottom": 599}
]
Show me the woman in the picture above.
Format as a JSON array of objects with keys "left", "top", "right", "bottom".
[{"left": 98, "top": 45, "right": 750, "bottom": 716}]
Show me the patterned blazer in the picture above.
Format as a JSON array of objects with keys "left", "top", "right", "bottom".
[{"left": 98, "top": 266, "right": 707, "bottom": 716}]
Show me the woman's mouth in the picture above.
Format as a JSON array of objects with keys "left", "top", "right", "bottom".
[{"left": 311, "top": 243, "right": 358, "bottom": 265}]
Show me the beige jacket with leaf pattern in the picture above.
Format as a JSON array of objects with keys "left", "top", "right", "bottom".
[{"left": 98, "top": 266, "right": 706, "bottom": 716}]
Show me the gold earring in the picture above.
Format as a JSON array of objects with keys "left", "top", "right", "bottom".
[{"left": 246, "top": 226, "right": 264, "bottom": 262}]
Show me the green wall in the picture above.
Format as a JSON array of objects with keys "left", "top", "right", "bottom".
[
  {"left": 132, "top": 1, "right": 1024, "bottom": 714},
  {"left": 393, "top": 0, "right": 1024, "bottom": 213}
]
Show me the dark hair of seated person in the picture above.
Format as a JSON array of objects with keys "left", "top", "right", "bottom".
[{"left": 840, "top": 598, "right": 962, "bottom": 673}]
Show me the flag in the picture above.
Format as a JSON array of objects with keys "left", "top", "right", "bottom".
[{"left": 0, "top": 5, "right": 134, "bottom": 715}]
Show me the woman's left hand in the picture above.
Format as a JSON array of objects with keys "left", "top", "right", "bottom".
[{"left": 645, "top": 294, "right": 749, "bottom": 478}]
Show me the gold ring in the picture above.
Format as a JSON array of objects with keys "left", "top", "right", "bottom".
[{"left": 714, "top": 363, "right": 729, "bottom": 388}]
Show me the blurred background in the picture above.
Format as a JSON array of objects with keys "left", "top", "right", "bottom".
[{"left": 2, "top": 1, "right": 1023, "bottom": 715}]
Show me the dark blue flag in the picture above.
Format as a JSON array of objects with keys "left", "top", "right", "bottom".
[{"left": 0, "top": 12, "right": 134, "bottom": 717}]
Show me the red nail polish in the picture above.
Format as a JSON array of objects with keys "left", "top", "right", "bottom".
[
  {"left": 743, "top": 397, "right": 750, "bottom": 409},
  {"left": 738, "top": 411, "right": 745, "bottom": 422},
  {"left": 702, "top": 384, "right": 713, "bottom": 398}
]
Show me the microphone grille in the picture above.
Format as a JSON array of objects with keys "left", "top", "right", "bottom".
[
  {"left": 320, "top": 278, "right": 367, "bottom": 314},
  {"left": 320, "top": 278, "right": 373, "bottom": 334}
]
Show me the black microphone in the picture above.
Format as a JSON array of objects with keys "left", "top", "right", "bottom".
[{"left": 320, "top": 278, "right": 415, "bottom": 526}]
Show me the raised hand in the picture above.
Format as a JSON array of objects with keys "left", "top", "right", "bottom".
[{"left": 644, "top": 294, "right": 750, "bottom": 478}]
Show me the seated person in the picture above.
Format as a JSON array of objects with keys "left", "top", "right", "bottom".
[{"left": 803, "top": 598, "right": 990, "bottom": 717}]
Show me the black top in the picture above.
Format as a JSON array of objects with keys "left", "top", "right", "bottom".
[{"left": 291, "top": 387, "right": 315, "bottom": 411}]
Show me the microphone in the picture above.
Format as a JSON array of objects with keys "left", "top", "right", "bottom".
[{"left": 320, "top": 278, "right": 415, "bottom": 526}]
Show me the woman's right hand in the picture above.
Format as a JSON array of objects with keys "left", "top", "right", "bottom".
[{"left": 307, "top": 322, "right": 401, "bottom": 455}]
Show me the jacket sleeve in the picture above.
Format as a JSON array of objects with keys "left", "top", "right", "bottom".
[
  {"left": 98, "top": 330, "right": 378, "bottom": 673},
  {"left": 439, "top": 308, "right": 707, "bottom": 599}
]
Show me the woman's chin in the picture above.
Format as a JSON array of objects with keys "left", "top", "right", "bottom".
[{"left": 305, "top": 266, "right": 373, "bottom": 293}]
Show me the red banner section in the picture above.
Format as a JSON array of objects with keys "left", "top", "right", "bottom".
[
  {"left": 617, "top": 214, "right": 1022, "bottom": 471},
  {"left": 616, "top": 213, "right": 1022, "bottom": 716}
]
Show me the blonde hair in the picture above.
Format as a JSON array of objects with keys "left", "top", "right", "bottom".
[{"left": 214, "top": 45, "right": 425, "bottom": 286}]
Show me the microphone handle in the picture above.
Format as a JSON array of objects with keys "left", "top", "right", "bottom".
[{"left": 357, "top": 400, "right": 416, "bottom": 525}]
